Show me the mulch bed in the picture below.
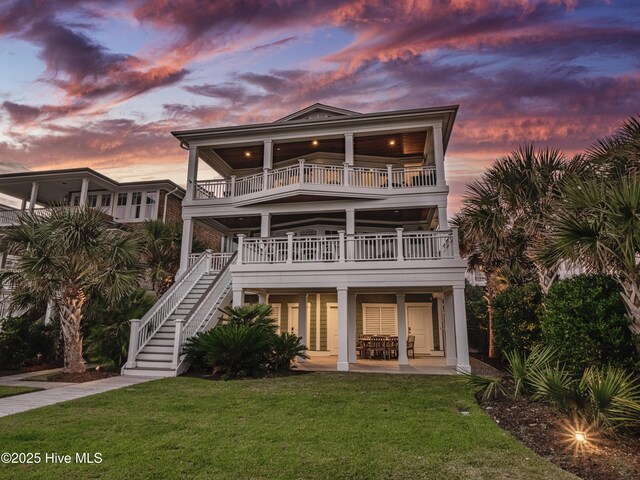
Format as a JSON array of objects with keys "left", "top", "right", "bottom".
[
  {"left": 43, "top": 370, "right": 118, "bottom": 383},
  {"left": 478, "top": 388, "right": 640, "bottom": 480},
  {"left": 184, "top": 368, "right": 311, "bottom": 381}
]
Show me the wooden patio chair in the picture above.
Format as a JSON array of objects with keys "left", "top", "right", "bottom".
[{"left": 407, "top": 335, "right": 415, "bottom": 359}]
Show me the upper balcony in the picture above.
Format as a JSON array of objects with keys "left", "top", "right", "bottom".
[
  {"left": 193, "top": 160, "right": 438, "bottom": 205},
  {"left": 176, "top": 104, "right": 458, "bottom": 209}
]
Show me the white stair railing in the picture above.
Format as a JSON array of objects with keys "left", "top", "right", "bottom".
[
  {"left": 172, "top": 252, "right": 237, "bottom": 369},
  {"left": 125, "top": 250, "right": 212, "bottom": 369}
]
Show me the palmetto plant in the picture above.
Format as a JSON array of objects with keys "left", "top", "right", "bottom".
[
  {"left": 454, "top": 144, "right": 581, "bottom": 356},
  {"left": 503, "top": 345, "right": 557, "bottom": 397},
  {"left": 538, "top": 116, "right": 640, "bottom": 338},
  {"left": 0, "top": 207, "right": 141, "bottom": 373}
]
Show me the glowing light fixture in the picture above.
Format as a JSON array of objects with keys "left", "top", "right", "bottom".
[
  {"left": 389, "top": 139, "right": 396, "bottom": 146},
  {"left": 244, "top": 151, "right": 251, "bottom": 157},
  {"left": 312, "top": 140, "right": 319, "bottom": 146},
  {"left": 574, "top": 431, "right": 586, "bottom": 443}
]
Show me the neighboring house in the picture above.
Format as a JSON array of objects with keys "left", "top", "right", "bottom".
[
  {"left": 0, "top": 168, "right": 222, "bottom": 320},
  {"left": 123, "top": 103, "right": 471, "bottom": 377}
]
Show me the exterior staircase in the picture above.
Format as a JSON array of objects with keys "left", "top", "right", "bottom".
[{"left": 122, "top": 251, "right": 235, "bottom": 378}]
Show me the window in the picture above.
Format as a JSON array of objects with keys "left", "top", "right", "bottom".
[
  {"left": 115, "top": 193, "right": 128, "bottom": 219},
  {"left": 363, "top": 304, "right": 397, "bottom": 335},
  {"left": 131, "top": 192, "right": 142, "bottom": 219},
  {"left": 145, "top": 192, "right": 157, "bottom": 219},
  {"left": 101, "top": 194, "right": 111, "bottom": 207},
  {"left": 87, "top": 194, "right": 98, "bottom": 208},
  {"left": 72, "top": 195, "right": 80, "bottom": 206}
]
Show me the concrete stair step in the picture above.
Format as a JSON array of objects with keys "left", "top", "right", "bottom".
[
  {"left": 140, "top": 345, "right": 173, "bottom": 354},
  {"left": 134, "top": 360, "right": 173, "bottom": 369},
  {"left": 122, "top": 367, "right": 175, "bottom": 378}
]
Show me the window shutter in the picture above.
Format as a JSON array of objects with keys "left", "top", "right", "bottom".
[
  {"left": 380, "top": 307, "right": 397, "bottom": 335},
  {"left": 364, "top": 306, "right": 381, "bottom": 335}
]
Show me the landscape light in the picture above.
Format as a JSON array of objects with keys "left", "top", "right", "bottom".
[
  {"left": 574, "top": 431, "right": 586, "bottom": 443},
  {"left": 389, "top": 139, "right": 396, "bottom": 146},
  {"left": 245, "top": 151, "right": 251, "bottom": 157},
  {"left": 312, "top": 140, "right": 319, "bottom": 146}
]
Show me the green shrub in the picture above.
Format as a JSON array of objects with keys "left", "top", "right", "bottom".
[
  {"left": 0, "top": 316, "right": 58, "bottom": 370},
  {"left": 541, "top": 274, "right": 637, "bottom": 373},
  {"left": 84, "top": 289, "right": 156, "bottom": 370},
  {"left": 493, "top": 283, "right": 543, "bottom": 355},
  {"left": 270, "top": 332, "right": 308, "bottom": 372},
  {"left": 184, "top": 304, "right": 308, "bottom": 379}
]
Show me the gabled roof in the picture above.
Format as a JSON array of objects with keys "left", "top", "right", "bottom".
[{"left": 273, "top": 103, "right": 360, "bottom": 123}]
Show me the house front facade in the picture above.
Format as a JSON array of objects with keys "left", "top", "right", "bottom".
[{"left": 123, "top": 103, "right": 471, "bottom": 377}]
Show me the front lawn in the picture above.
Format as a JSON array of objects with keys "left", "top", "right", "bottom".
[
  {"left": 0, "top": 373, "right": 575, "bottom": 479},
  {"left": 0, "top": 386, "right": 42, "bottom": 399}
]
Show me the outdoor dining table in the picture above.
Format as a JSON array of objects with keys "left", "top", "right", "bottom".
[{"left": 357, "top": 335, "right": 399, "bottom": 360}]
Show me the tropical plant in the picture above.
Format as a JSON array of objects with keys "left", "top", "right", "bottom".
[
  {"left": 538, "top": 116, "right": 640, "bottom": 338},
  {"left": 183, "top": 304, "right": 308, "bottom": 378},
  {"left": 0, "top": 207, "right": 141, "bottom": 373},
  {"left": 465, "top": 282, "right": 489, "bottom": 352},
  {"left": 503, "top": 345, "right": 557, "bottom": 397},
  {"left": 84, "top": 289, "right": 156, "bottom": 369},
  {"left": 0, "top": 316, "right": 58, "bottom": 370},
  {"left": 492, "top": 283, "right": 543, "bottom": 355},
  {"left": 542, "top": 275, "right": 637, "bottom": 372},
  {"left": 270, "top": 332, "right": 308, "bottom": 372},
  {"left": 464, "top": 374, "right": 505, "bottom": 401},
  {"left": 454, "top": 144, "right": 582, "bottom": 356},
  {"left": 138, "top": 220, "right": 204, "bottom": 294},
  {"left": 193, "top": 323, "right": 274, "bottom": 379},
  {"left": 530, "top": 365, "right": 640, "bottom": 430}
]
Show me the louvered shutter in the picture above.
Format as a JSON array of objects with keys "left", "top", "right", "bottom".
[
  {"left": 380, "top": 306, "right": 397, "bottom": 335},
  {"left": 363, "top": 304, "right": 397, "bottom": 335},
  {"left": 364, "top": 306, "right": 381, "bottom": 334}
]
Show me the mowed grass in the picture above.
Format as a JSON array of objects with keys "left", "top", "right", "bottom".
[
  {"left": 0, "top": 386, "right": 42, "bottom": 399},
  {"left": 0, "top": 373, "right": 575, "bottom": 480}
]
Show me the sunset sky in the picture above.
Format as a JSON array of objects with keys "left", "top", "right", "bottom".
[{"left": 1, "top": 0, "right": 639, "bottom": 210}]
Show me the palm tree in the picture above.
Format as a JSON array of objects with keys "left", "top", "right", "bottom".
[
  {"left": 138, "top": 219, "right": 205, "bottom": 294},
  {"left": 0, "top": 207, "right": 141, "bottom": 373},
  {"left": 538, "top": 116, "right": 640, "bottom": 338},
  {"left": 455, "top": 144, "right": 580, "bottom": 357}
]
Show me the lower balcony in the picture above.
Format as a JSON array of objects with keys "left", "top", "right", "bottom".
[{"left": 236, "top": 229, "right": 457, "bottom": 265}]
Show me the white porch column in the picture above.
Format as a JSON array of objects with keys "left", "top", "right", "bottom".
[
  {"left": 20, "top": 198, "right": 27, "bottom": 211},
  {"left": 185, "top": 146, "right": 199, "bottom": 201},
  {"left": 263, "top": 140, "right": 273, "bottom": 170},
  {"left": 28, "top": 182, "right": 39, "bottom": 212},
  {"left": 436, "top": 295, "right": 445, "bottom": 353},
  {"left": 346, "top": 208, "right": 355, "bottom": 260},
  {"left": 297, "top": 293, "right": 308, "bottom": 362},
  {"left": 444, "top": 291, "right": 456, "bottom": 366},
  {"left": 433, "top": 125, "right": 446, "bottom": 187},
  {"left": 258, "top": 293, "right": 267, "bottom": 304},
  {"left": 397, "top": 293, "right": 409, "bottom": 365},
  {"left": 337, "top": 287, "right": 349, "bottom": 371},
  {"left": 347, "top": 293, "right": 357, "bottom": 363},
  {"left": 344, "top": 133, "right": 354, "bottom": 166},
  {"left": 232, "top": 288, "right": 244, "bottom": 307},
  {"left": 260, "top": 213, "right": 271, "bottom": 237},
  {"left": 452, "top": 286, "right": 470, "bottom": 373},
  {"left": 79, "top": 178, "right": 89, "bottom": 207},
  {"left": 177, "top": 218, "right": 194, "bottom": 276},
  {"left": 438, "top": 205, "right": 448, "bottom": 230}
]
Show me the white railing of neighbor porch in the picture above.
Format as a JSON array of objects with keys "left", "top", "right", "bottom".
[
  {"left": 193, "top": 162, "right": 437, "bottom": 199},
  {"left": 187, "top": 252, "right": 235, "bottom": 271},
  {"left": 237, "top": 229, "right": 458, "bottom": 265}
]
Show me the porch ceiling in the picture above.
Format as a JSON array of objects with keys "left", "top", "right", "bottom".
[{"left": 198, "top": 130, "right": 429, "bottom": 172}]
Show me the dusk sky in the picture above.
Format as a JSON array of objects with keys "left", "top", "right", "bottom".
[{"left": 1, "top": 0, "right": 639, "bottom": 210}]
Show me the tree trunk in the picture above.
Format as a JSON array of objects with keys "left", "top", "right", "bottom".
[
  {"left": 485, "top": 295, "right": 497, "bottom": 358},
  {"left": 59, "top": 288, "right": 87, "bottom": 374},
  {"left": 620, "top": 280, "right": 640, "bottom": 336},
  {"left": 537, "top": 265, "right": 558, "bottom": 295}
]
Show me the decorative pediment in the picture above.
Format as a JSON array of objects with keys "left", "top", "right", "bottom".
[{"left": 274, "top": 103, "right": 360, "bottom": 123}]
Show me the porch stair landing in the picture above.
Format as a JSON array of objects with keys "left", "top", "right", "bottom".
[{"left": 122, "top": 252, "right": 235, "bottom": 378}]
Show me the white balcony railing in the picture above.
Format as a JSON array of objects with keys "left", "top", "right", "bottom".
[
  {"left": 187, "top": 252, "right": 235, "bottom": 271},
  {"left": 194, "top": 161, "right": 438, "bottom": 200},
  {"left": 237, "top": 229, "right": 458, "bottom": 265}
]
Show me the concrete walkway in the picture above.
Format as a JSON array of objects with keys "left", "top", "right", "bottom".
[{"left": 0, "top": 370, "right": 153, "bottom": 418}]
